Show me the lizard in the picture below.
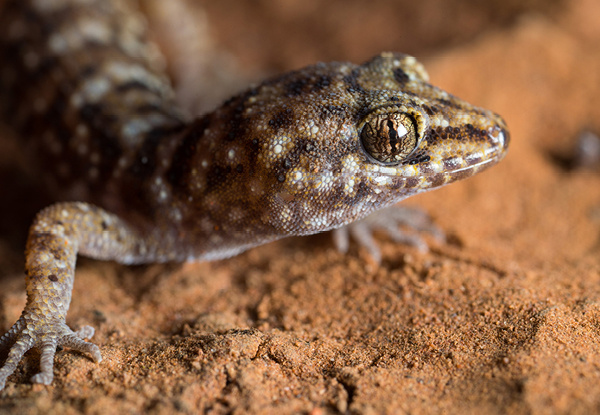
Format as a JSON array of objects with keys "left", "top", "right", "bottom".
[{"left": 0, "top": 0, "right": 509, "bottom": 390}]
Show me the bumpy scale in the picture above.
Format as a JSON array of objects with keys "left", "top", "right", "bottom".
[{"left": 0, "top": 0, "right": 509, "bottom": 389}]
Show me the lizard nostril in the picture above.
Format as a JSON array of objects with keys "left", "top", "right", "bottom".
[
  {"left": 488, "top": 123, "right": 510, "bottom": 152},
  {"left": 499, "top": 127, "right": 510, "bottom": 149}
]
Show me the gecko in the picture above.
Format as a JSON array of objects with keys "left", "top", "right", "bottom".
[{"left": 0, "top": 0, "right": 509, "bottom": 390}]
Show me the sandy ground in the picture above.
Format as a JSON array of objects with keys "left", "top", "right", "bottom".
[{"left": 1, "top": 0, "right": 600, "bottom": 414}]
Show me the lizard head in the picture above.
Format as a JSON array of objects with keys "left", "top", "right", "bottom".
[{"left": 248, "top": 53, "right": 508, "bottom": 234}]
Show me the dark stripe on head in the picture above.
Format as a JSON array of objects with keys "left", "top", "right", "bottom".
[
  {"left": 284, "top": 77, "right": 311, "bottom": 97},
  {"left": 268, "top": 107, "right": 295, "bottom": 131},
  {"left": 342, "top": 70, "right": 366, "bottom": 95},
  {"left": 312, "top": 74, "right": 332, "bottom": 91},
  {"left": 393, "top": 68, "right": 409, "bottom": 84},
  {"left": 319, "top": 105, "right": 347, "bottom": 121},
  {"left": 436, "top": 98, "right": 464, "bottom": 110}
]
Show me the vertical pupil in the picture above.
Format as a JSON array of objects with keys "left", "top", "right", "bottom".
[{"left": 386, "top": 120, "right": 398, "bottom": 148}]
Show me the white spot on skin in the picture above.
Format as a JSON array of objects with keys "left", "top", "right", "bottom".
[
  {"left": 338, "top": 64, "right": 352, "bottom": 76},
  {"left": 430, "top": 114, "right": 449, "bottom": 128},
  {"left": 106, "top": 62, "right": 163, "bottom": 93},
  {"left": 379, "top": 166, "right": 397, "bottom": 176},
  {"left": 374, "top": 176, "right": 391, "bottom": 185},
  {"left": 341, "top": 155, "right": 360, "bottom": 174},
  {"left": 228, "top": 149, "right": 236, "bottom": 160},
  {"left": 262, "top": 136, "right": 292, "bottom": 165},
  {"left": 364, "top": 164, "right": 380, "bottom": 174},
  {"left": 82, "top": 77, "right": 111, "bottom": 102},
  {"left": 315, "top": 172, "right": 335, "bottom": 190},
  {"left": 47, "top": 16, "right": 112, "bottom": 54},
  {"left": 80, "top": 20, "right": 112, "bottom": 44},
  {"left": 190, "top": 169, "right": 205, "bottom": 191},
  {"left": 38, "top": 252, "right": 51, "bottom": 263},
  {"left": 344, "top": 179, "right": 355, "bottom": 194},
  {"left": 122, "top": 118, "right": 153, "bottom": 140},
  {"left": 172, "top": 209, "right": 182, "bottom": 222},
  {"left": 403, "top": 166, "right": 419, "bottom": 177},
  {"left": 48, "top": 34, "right": 68, "bottom": 54},
  {"left": 429, "top": 162, "right": 444, "bottom": 173},
  {"left": 71, "top": 75, "right": 115, "bottom": 108}
]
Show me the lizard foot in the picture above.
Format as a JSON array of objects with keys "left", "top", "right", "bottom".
[
  {"left": 332, "top": 205, "right": 445, "bottom": 264},
  {"left": 0, "top": 314, "right": 101, "bottom": 390}
]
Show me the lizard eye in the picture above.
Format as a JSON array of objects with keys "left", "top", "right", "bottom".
[{"left": 360, "top": 112, "right": 418, "bottom": 164}]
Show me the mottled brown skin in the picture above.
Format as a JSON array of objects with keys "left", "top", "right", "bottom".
[{"left": 0, "top": 0, "right": 509, "bottom": 389}]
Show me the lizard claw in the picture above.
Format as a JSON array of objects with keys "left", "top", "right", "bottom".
[
  {"left": 332, "top": 205, "right": 445, "bottom": 264},
  {"left": 0, "top": 314, "right": 101, "bottom": 389}
]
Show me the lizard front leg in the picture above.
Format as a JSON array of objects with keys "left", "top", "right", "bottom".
[{"left": 0, "top": 202, "right": 152, "bottom": 388}]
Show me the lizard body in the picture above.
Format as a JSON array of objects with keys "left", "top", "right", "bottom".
[{"left": 0, "top": 0, "right": 509, "bottom": 389}]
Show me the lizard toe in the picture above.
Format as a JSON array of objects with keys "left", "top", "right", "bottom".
[
  {"left": 333, "top": 205, "right": 445, "bottom": 264},
  {"left": 0, "top": 315, "right": 101, "bottom": 389}
]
